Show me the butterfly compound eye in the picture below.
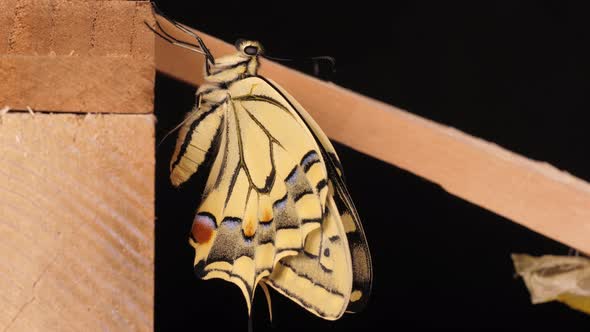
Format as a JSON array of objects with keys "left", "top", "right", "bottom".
[{"left": 244, "top": 45, "right": 259, "bottom": 56}]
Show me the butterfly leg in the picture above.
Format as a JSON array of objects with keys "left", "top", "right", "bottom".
[{"left": 568, "top": 247, "right": 580, "bottom": 257}]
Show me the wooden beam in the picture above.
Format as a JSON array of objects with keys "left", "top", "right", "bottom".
[
  {"left": 0, "top": 0, "right": 154, "bottom": 113},
  {"left": 0, "top": 113, "right": 154, "bottom": 331},
  {"left": 1, "top": 55, "right": 154, "bottom": 114},
  {"left": 154, "top": 21, "right": 590, "bottom": 255}
]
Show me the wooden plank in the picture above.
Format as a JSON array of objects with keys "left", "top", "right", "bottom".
[
  {"left": 154, "top": 22, "right": 590, "bottom": 255},
  {"left": 0, "top": 0, "right": 155, "bottom": 113},
  {"left": 2, "top": 0, "right": 152, "bottom": 56},
  {"left": 0, "top": 55, "right": 154, "bottom": 113},
  {"left": 0, "top": 0, "right": 17, "bottom": 54},
  {"left": 0, "top": 113, "right": 154, "bottom": 331}
]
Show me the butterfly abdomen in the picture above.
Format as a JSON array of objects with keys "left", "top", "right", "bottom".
[{"left": 169, "top": 87, "right": 225, "bottom": 187}]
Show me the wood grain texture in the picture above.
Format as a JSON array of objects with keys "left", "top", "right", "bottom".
[
  {"left": 0, "top": 0, "right": 155, "bottom": 113},
  {"left": 154, "top": 24, "right": 590, "bottom": 255},
  {"left": 1, "top": 0, "right": 153, "bottom": 56},
  {"left": 0, "top": 55, "right": 154, "bottom": 113},
  {"left": 0, "top": 113, "right": 154, "bottom": 331}
]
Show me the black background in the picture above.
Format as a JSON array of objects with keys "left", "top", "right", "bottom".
[{"left": 153, "top": 1, "right": 590, "bottom": 330}]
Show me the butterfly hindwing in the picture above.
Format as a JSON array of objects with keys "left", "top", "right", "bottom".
[
  {"left": 266, "top": 195, "right": 353, "bottom": 319},
  {"left": 262, "top": 77, "right": 374, "bottom": 313}
]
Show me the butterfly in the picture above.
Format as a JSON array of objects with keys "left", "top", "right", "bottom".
[{"left": 151, "top": 5, "right": 373, "bottom": 321}]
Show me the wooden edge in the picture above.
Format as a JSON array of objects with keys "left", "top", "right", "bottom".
[
  {"left": 0, "top": 55, "right": 154, "bottom": 114},
  {"left": 153, "top": 21, "right": 590, "bottom": 255}
]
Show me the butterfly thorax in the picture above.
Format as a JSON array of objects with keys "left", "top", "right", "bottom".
[{"left": 205, "top": 53, "right": 259, "bottom": 83}]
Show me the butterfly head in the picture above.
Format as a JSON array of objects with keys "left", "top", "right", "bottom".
[
  {"left": 235, "top": 39, "right": 264, "bottom": 57},
  {"left": 203, "top": 39, "right": 263, "bottom": 82}
]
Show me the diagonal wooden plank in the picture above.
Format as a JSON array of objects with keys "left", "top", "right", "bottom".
[{"left": 154, "top": 22, "right": 590, "bottom": 255}]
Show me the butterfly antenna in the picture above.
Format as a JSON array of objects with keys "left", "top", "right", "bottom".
[
  {"left": 144, "top": 21, "right": 206, "bottom": 56},
  {"left": 265, "top": 54, "right": 336, "bottom": 79},
  {"left": 311, "top": 55, "right": 336, "bottom": 72},
  {"left": 150, "top": 2, "right": 215, "bottom": 65}
]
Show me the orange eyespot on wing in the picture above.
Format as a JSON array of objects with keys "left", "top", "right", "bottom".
[
  {"left": 243, "top": 218, "right": 257, "bottom": 238},
  {"left": 261, "top": 208, "right": 272, "bottom": 223},
  {"left": 192, "top": 213, "right": 216, "bottom": 243}
]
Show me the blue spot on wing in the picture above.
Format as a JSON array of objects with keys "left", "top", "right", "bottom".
[
  {"left": 221, "top": 217, "right": 241, "bottom": 229},
  {"left": 301, "top": 151, "right": 319, "bottom": 170},
  {"left": 273, "top": 195, "right": 288, "bottom": 210},
  {"left": 285, "top": 166, "right": 298, "bottom": 185}
]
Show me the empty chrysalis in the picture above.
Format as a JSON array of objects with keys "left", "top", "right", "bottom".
[
  {"left": 151, "top": 4, "right": 373, "bottom": 322},
  {"left": 512, "top": 253, "right": 590, "bottom": 315}
]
